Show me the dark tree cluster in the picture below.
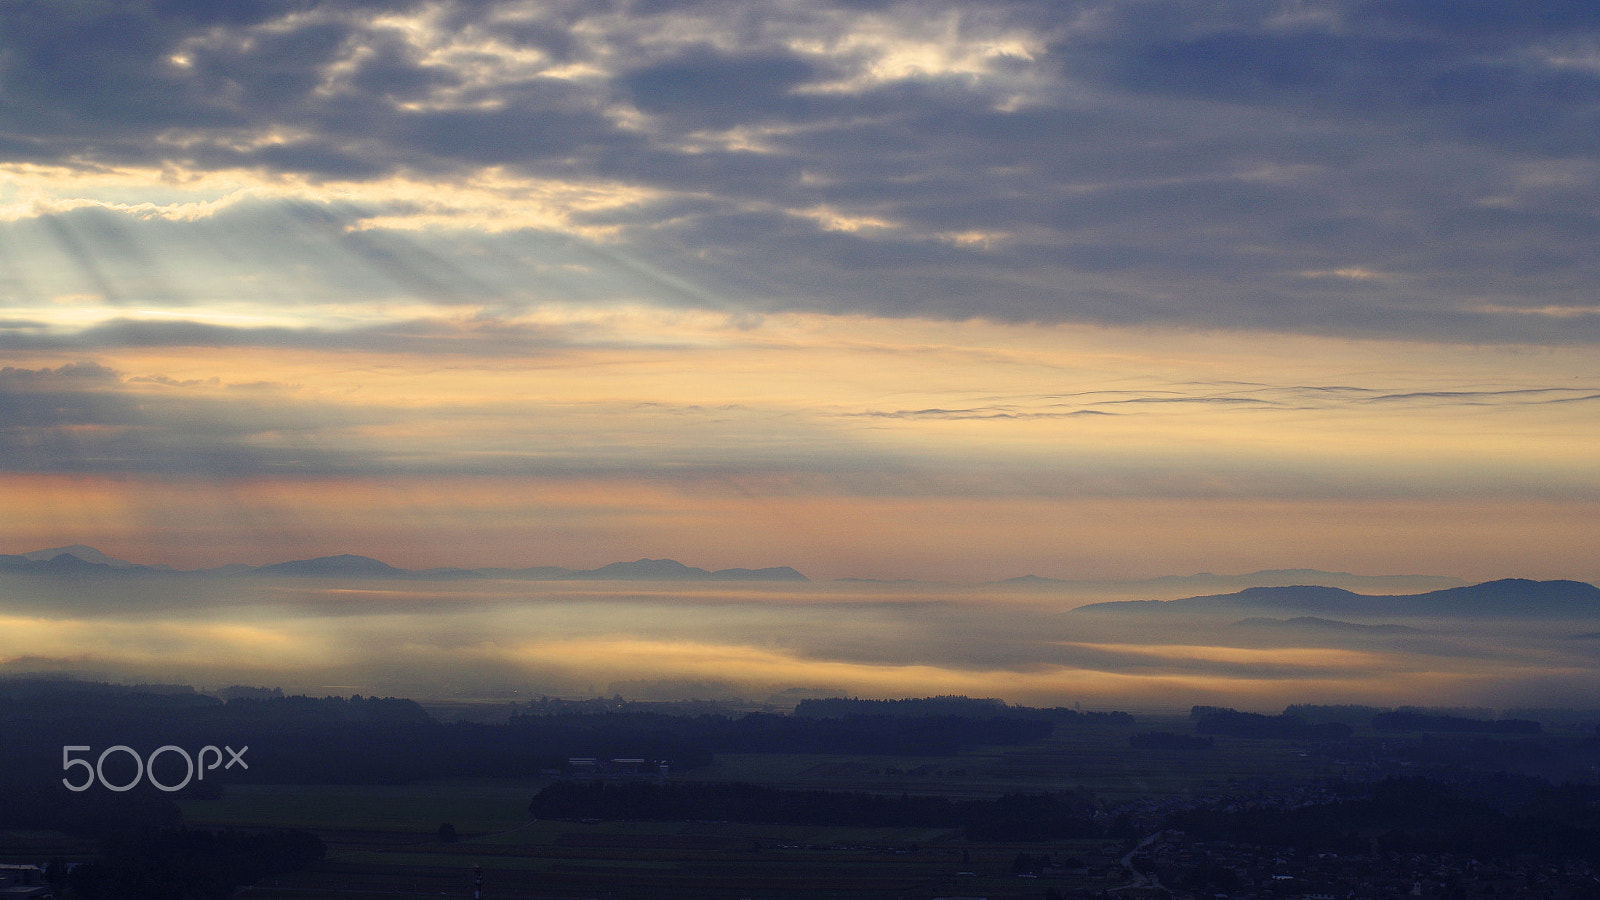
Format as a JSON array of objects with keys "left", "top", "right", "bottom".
[
  {"left": 1192, "top": 707, "right": 1352, "bottom": 740},
  {"left": 1372, "top": 710, "right": 1542, "bottom": 734},
  {"left": 1386, "top": 732, "right": 1579, "bottom": 781},
  {"left": 1165, "top": 777, "right": 1600, "bottom": 863},
  {"left": 795, "top": 696, "right": 1010, "bottom": 717},
  {"left": 1282, "top": 703, "right": 1389, "bottom": 725},
  {"left": 963, "top": 790, "right": 1103, "bottom": 841},
  {"left": 1010, "top": 851, "right": 1053, "bottom": 875},
  {"left": 1129, "top": 731, "right": 1214, "bottom": 750},
  {"left": 530, "top": 780, "right": 960, "bottom": 827},
  {"left": 521, "top": 695, "right": 757, "bottom": 717},
  {"left": 0, "top": 680, "right": 708, "bottom": 787},
  {"left": 68, "top": 827, "right": 325, "bottom": 900},
  {"left": 683, "top": 710, "right": 1055, "bottom": 754},
  {"left": 528, "top": 780, "right": 1100, "bottom": 840},
  {"left": 1, "top": 680, "right": 1068, "bottom": 796},
  {"left": 509, "top": 708, "right": 1056, "bottom": 758},
  {"left": 795, "top": 695, "right": 1133, "bottom": 726}
]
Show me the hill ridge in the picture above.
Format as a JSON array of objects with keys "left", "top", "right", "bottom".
[
  {"left": 1074, "top": 579, "right": 1600, "bottom": 620},
  {"left": 2, "top": 546, "right": 810, "bottom": 582}
]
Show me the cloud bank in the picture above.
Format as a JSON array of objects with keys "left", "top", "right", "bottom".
[
  {"left": 4, "top": 574, "right": 1598, "bottom": 711},
  {"left": 2, "top": 0, "right": 1599, "bottom": 343}
]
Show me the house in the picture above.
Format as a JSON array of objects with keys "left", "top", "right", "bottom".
[{"left": 0, "top": 865, "right": 51, "bottom": 900}]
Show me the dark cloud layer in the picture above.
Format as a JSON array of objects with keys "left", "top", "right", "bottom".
[{"left": 4, "top": 0, "right": 1600, "bottom": 341}]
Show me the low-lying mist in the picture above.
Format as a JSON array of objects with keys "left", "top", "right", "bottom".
[{"left": 3, "top": 574, "right": 1597, "bottom": 711}]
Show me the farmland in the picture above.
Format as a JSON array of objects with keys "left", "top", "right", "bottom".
[
  {"left": 11, "top": 688, "right": 1600, "bottom": 899},
  {"left": 160, "top": 714, "right": 1342, "bottom": 899}
]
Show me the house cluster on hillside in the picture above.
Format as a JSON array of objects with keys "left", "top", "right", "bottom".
[
  {"left": 562, "top": 757, "right": 670, "bottom": 779},
  {"left": 1115, "top": 831, "right": 1600, "bottom": 900},
  {"left": 0, "top": 864, "right": 51, "bottom": 899}
]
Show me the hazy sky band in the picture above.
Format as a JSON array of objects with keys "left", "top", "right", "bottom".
[{"left": 1, "top": 0, "right": 1598, "bottom": 586}]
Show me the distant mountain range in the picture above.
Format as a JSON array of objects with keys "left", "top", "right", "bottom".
[
  {"left": 1073, "top": 579, "right": 1600, "bottom": 620},
  {"left": 0, "top": 546, "right": 809, "bottom": 582},
  {"left": 988, "top": 568, "right": 1466, "bottom": 594},
  {"left": 839, "top": 569, "right": 1466, "bottom": 593},
  {"left": 6, "top": 548, "right": 1589, "bottom": 608},
  {"left": 1229, "top": 616, "right": 1423, "bottom": 634},
  {"left": 6, "top": 544, "right": 176, "bottom": 571}
]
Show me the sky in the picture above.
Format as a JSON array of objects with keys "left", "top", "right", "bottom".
[{"left": 3, "top": 0, "right": 1600, "bottom": 587}]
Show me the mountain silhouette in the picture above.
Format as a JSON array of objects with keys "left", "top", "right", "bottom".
[
  {"left": 1, "top": 551, "right": 168, "bottom": 576},
  {"left": 1415, "top": 578, "right": 1600, "bottom": 615},
  {"left": 2, "top": 546, "right": 809, "bottom": 582},
  {"left": 1230, "top": 616, "right": 1422, "bottom": 634},
  {"left": 706, "top": 566, "right": 807, "bottom": 581},
  {"left": 973, "top": 569, "right": 1464, "bottom": 593},
  {"left": 993, "top": 574, "right": 1068, "bottom": 585},
  {"left": 17, "top": 545, "right": 167, "bottom": 570},
  {"left": 1075, "top": 579, "right": 1600, "bottom": 620},
  {"left": 566, "top": 559, "right": 807, "bottom": 581},
  {"left": 252, "top": 555, "right": 407, "bottom": 578},
  {"left": 574, "top": 558, "right": 711, "bottom": 580},
  {"left": 24, "top": 553, "right": 119, "bottom": 575}
]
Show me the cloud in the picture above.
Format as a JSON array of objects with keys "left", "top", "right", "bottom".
[
  {"left": 1, "top": 0, "right": 1598, "bottom": 342},
  {"left": 0, "top": 359, "right": 380, "bottom": 476},
  {"left": 837, "top": 382, "right": 1600, "bottom": 420},
  {"left": 0, "top": 315, "right": 592, "bottom": 356},
  {"left": 1, "top": 327, "right": 1595, "bottom": 504},
  {"left": 0, "top": 346, "right": 914, "bottom": 483},
  {"left": 622, "top": 47, "right": 821, "bottom": 129},
  {"left": 0, "top": 360, "right": 120, "bottom": 383},
  {"left": 848, "top": 407, "right": 1117, "bottom": 420}
]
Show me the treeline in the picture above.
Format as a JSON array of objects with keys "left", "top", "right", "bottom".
[
  {"left": 1130, "top": 731, "right": 1213, "bottom": 750},
  {"left": 622, "top": 711, "right": 1055, "bottom": 754},
  {"left": 1371, "top": 710, "right": 1541, "bottom": 734},
  {"left": 0, "top": 678, "right": 430, "bottom": 724},
  {"left": 0, "top": 684, "right": 472, "bottom": 788},
  {"left": 528, "top": 780, "right": 1101, "bottom": 840},
  {"left": 1191, "top": 707, "right": 1352, "bottom": 740},
  {"left": 0, "top": 681, "right": 1062, "bottom": 790},
  {"left": 1285, "top": 704, "right": 1545, "bottom": 733},
  {"left": 794, "top": 695, "right": 1133, "bottom": 725},
  {"left": 1283, "top": 703, "right": 1390, "bottom": 725},
  {"left": 1165, "top": 776, "right": 1600, "bottom": 863},
  {"left": 521, "top": 695, "right": 759, "bottom": 717}
]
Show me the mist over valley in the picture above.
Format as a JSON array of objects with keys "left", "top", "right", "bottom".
[{"left": 4, "top": 546, "right": 1595, "bottom": 712}]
